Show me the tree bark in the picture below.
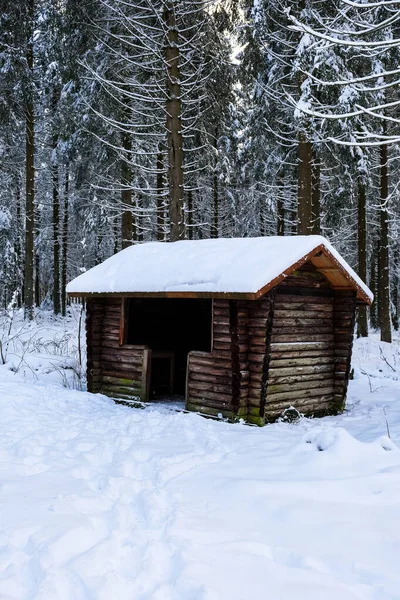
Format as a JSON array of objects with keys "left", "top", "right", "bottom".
[
  {"left": 61, "top": 165, "right": 69, "bottom": 317},
  {"left": 164, "top": 3, "right": 185, "bottom": 241},
  {"left": 212, "top": 128, "right": 219, "bottom": 238},
  {"left": 297, "top": 131, "right": 313, "bottom": 235},
  {"left": 357, "top": 178, "right": 368, "bottom": 337},
  {"left": 157, "top": 148, "right": 165, "bottom": 240},
  {"left": 24, "top": 0, "right": 35, "bottom": 319},
  {"left": 52, "top": 102, "right": 60, "bottom": 315},
  {"left": 370, "top": 243, "right": 378, "bottom": 330},
  {"left": 379, "top": 142, "right": 392, "bottom": 342},
  {"left": 187, "top": 189, "right": 193, "bottom": 240},
  {"left": 121, "top": 128, "right": 132, "bottom": 249},
  {"left": 392, "top": 247, "right": 399, "bottom": 331},
  {"left": 15, "top": 180, "right": 23, "bottom": 306},
  {"left": 311, "top": 155, "right": 321, "bottom": 234},
  {"left": 277, "top": 178, "right": 285, "bottom": 236}
]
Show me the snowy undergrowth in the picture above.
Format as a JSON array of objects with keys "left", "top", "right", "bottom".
[
  {"left": 0, "top": 305, "right": 85, "bottom": 389},
  {"left": 1, "top": 316, "right": 400, "bottom": 599}
]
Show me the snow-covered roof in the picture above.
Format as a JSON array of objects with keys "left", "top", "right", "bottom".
[{"left": 66, "top": 235, "right": 373, "bottom": 304}]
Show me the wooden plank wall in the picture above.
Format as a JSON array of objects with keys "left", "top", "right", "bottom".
[
  {"left": 186, "top": 298, "right": 271, "bottom": 423},
  {"left": 186, "top": 300, "right": 237, "bottom": 418},
  {"left": 246, "top": 296, "right": 274, "bottom": 424},
  {"left": 263, "top": 263, "right": 356, "bottom": 422},
  {"left": 86, "top": 298, "right": 150, "bottom": 402},
  {"left": 332, "top": 290, "right": 356, "bottom": 411}
]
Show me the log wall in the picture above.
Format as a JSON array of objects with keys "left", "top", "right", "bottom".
[
  {"left": 246, "top": 295, "right": 275, "bottom": 425},
  {"left": 262, "top": 264, "right": 356, "bottom": 422},
  {"left": 86, "top": 298, "right": 150, "bottom": 402},
  {"left": 332, "top": 290, "right": 357, "bottom": 411},
  {"left": 85, "top": 261, "right": 357, "bottom": 424},
  {"left": 186, "top": 299, "right": 249, "bottom": 418}
]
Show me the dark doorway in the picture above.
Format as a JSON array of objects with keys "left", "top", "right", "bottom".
[{"left": 126, "top": 298, "right": 212, "bottom": 398}]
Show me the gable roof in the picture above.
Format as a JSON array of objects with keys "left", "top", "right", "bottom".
[{"left": 66, "top": 235, "right": 373, "bottom": 304}]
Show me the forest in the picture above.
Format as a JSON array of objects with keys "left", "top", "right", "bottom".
[{"left": 0, "top": 0, "right": 399, "bottom": 342}]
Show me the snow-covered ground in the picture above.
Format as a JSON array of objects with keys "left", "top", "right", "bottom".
[{"left": 1, "top": 309, "right": 400, "bottom": 600}]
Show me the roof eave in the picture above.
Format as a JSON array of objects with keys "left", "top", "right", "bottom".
[{"left": 67, "top": 243, "right": 373, "bottom": 305}]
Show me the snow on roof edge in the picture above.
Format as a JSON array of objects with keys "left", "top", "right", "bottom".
[{"left": 66, "top": 236, "right": 373, "bottom": 303}]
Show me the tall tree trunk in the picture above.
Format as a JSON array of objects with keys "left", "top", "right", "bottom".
[
  {"left": 357, "top": 179, "right": 368, "bottom": 337},
  {"left": 297, "top": 132, "right": 313, "bottom": 235},
  {"left": 157, "top": 148, "right": 165, "bottom": 240},
  {"left": 379, "top": 142, "right": 392, "bottom": 342},
  {"left": 113, "top": 214, "right": 119, "bottom": 254},
  {"left": 121, "top": 128, "right": 132, "bottom": 249},
  {"left": 24, "top": 0, "right": 35, "bottom": 319},
  {"left": 277, "top": 177, "right": 285, "bottom": 236},
  {"left": 187, "top": 189, "right": 193, "bottom": 240},
  {"left": 164, "top": 3, "right": 184, "bottom": 241},
  {"left": 52, "top": 113, "right": 60, "bottom": 315},
  {"left": 61, "top": 165, "right": 69, "bottom": 317},
  {"left": 212, "top": 128, "right": 219, "bottom": 238},
  {"left": 136, "top": 194, "right": 143, "bottom": 242},
  {"left": 35, "top": 242, "right": 40, "bottom": 307},
  {"left": 370, "top": 243, "right": 378, "bottom": 330},
  {"left": 392, "top": 246, "right": 399, "bottom": 331},
  {"left": 15, "top": 180, "right": 23, "bottom": 307},
  {"left": 311, "top": 155, "right": 321, "bottom": 234},
  {"left": 212, "top": 171, "right": 219, "bottom": 238}
]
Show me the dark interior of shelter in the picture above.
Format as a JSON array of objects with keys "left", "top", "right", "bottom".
[{"left": 127, "top": 298, "right": 212, "bottom": 398}]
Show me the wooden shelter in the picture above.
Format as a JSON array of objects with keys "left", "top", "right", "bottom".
[{"left": 67, "top": 236, "right": 372, "bottom": 425}]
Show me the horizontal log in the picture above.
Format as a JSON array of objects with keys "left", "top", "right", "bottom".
[
  {"left": 267, "top": 378, "right": 334, "bottom": 394},
  {"left": 188, "top": 379, "right": 232, "bottom": 394},
  {"left": 269, "top": 356, "right": 334, "bottom": 368},
  {"left": 248, "top": 387, "right": 263, "bottom": 400},
  {"left": 274, "top": 304, "right": 333, "bottom": 315},
  {"left": 102, "top": 369, "right": 143, "bottom": 380},
  {"left": 270, "top": 341, "right": 333, "bottom": 352},
  {"left": 213, "top": 312, "right": 230, "bottom": 321},
  {"left": 213, "top": 319, "right": 230, "bottom": 327},
  {"left": 248, "top": 352, "right": 265, "bottom": 364},
  {"left": 248, "top": 336, "right": 266, "bottom": 346},
  {"left": 187, "top": 387, "right": 233, "bottom": 403},
  {"left": 276, "top": 294, "right": 333, "bottom": 304},
  {"left": 271, "top": 334, "right": 335, "bottom": 344},
  {"left": 189, "top": 371, "right": 232, "bottom": 385},
  {"left": 248, "top": 305, "right": 270, "bottom": 314},
  {"left": 273, "top": 325, "right": 333, "bottom": 334},
  {"left": 270, "top": 348, "right": 334, "bottom": 360},
  {"left": 102, "top": 319, "right": 120, "bottom": 329},
  {"left": 102, "top": 375, "right": 142, "bottom": 386},
  {"left": 266, "top": 386, "right": 334, "bottom": 403},
  {"left": 187, "top": 394, "right": 232, "bottom": 409},
  {"left": 101, "top": 384, "right": 143, "bottom": 396},
  {"left": 248, "top": 346, "right": 266, "bottom": 356},
  {"left": 100, "top": 356, "right": 144, "bottom": 368},
  {"left": 103, "top": 301, "right": 122, "bottom": 308},
  {"left": 100, "top": 365, "right": 143, "bottom": 379},
  {"left": 102, "top": 327, "right": 120, "bottom": 336},
  {"left": 268, "top": 364, "right": 334, "bottom": 377},
  {"left": 273, "top": 318, "right": 333, "bottom": 328},
  {"left": 264, "top": 398, "right": 333, "bottom": 415},
  {"left": 189, "top": 364, "right": 233, "bottom": 377},
  {"left": 189, "top": 356, "right": 232, "bottom": 368},
  {"left": 213, "top": 335, "right": 233, "bottom": 344},
  {"left": 186, "top": 401, "right": 232, "bottom": 414},
  {"left": 213, "top": 342, "right": 247, "bottom": 353},
  {"left": 213, "top": 324, "right": 231, "bottom": 334},
  {"left": 100, "top": 351, "right": 143, "bottom": 364}
]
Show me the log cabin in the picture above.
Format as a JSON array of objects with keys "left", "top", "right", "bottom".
[{"left": 67, "top": 236, "right": 372, "bottom": 425}]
